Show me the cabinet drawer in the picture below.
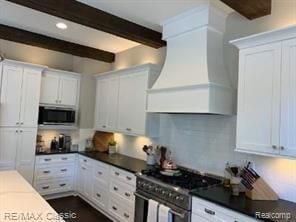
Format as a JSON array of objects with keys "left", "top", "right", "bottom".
[
  {"left": 192, "top": 197, "right": 257, "bottom": 222},
  {"left": 92, "top": 184, "right": 108, "bottom": 210},
  {"left": 36, "top": 154, "right": 75, "bottom": 165},
  {"left": 93, "top": 161, "right": 109, "bottom": 183},
  {"left": 110, "top": 180, "right": 135, "bottom": 203},
  {"left": 35, "top": 177, "right": 73, "bottom": 195},
  {"left": 109, "top": 195, "right": 134, "bottom": 222},
  {"left": 35, "top": 164, "right": 74, "bottom": 180},
  {"left": 78, "top": 156, "right": 93, "bottom": 166},
  {"left": 110, "top": 167, "right": 136, "bottom": 187}
]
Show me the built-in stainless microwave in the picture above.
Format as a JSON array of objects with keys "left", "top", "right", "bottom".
[{"left": 38, "top": 106, "right": 76, "bottom": 125}]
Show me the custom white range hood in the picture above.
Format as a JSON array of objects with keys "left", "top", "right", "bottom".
[{"left": 147, "top": 4, "right": 233, "bottom": 115}]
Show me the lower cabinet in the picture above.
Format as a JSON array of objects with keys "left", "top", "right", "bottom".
[
  {"left": 77, "top": 154, "right": 136, "bottom": 222},
  {"left": 33, "top": 154, "right": 76, "bottom": 195},
  {"left": 192, "top": 197, "right": 257, "bottom": 222}
]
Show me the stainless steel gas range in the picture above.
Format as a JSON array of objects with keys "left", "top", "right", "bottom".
[{"left": 134, "top": 167, "right": 222, "bottom": 222}]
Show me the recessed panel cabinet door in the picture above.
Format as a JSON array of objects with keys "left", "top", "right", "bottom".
[
  {"left": 117, "top": 72, "right": 147, "bottom": 135},
  {"left": 280, "top": 39, "right": 296, "bottom": 157},
  {"left": 40, "top": 72, "right": 60, "bottom": 105},
  {"left": 236, "top": 42, "right": 282, "bottom": 155},
  {"left": 0, "top": 65, "right": 23, "bottom": 127},
  {"left": 19, "top": 69, "right": 41, "bottom": 127},
  {"left": 16, "top": 128, "right": 37, "bottom": 184},
  {"left": 0, "top": 128, "right": 18, "bottom": 170},
  {"left": 59, "top": 75, "right": 79, "bottom": 106}
]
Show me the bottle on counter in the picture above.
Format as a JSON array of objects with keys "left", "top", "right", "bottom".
[{"left": 50, "top": 137, "right": 58, "bottom": 150}]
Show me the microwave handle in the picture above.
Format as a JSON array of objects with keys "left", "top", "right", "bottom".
[{"left": 134, "top": 192, "right": 185, "bottom": 218}]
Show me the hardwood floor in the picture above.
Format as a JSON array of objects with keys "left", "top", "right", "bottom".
[{"left": 47, "top": 196, "right": 112, "bottom": 222}]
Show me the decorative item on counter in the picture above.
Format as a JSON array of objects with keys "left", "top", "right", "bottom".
[
  {"left": 240, "top": 162, "right": 278, "bottom": 200},
  {"left": 108, "top": 139, "right": 117, "bottom": 154},
  {"left": 85, "top": 138, "right": 93, "bottom": 151},
  {"left": 225, "top": 162, "right": 242, "bottom": 196},
  {"left": 143, "top": 144, "right": 157, "bottom": 165},
  {"left": 159, "top": 146, "right": 167, "bottom": 169},
  {"left": 93, "top": 131, "right": 114, "bottom": 152}
]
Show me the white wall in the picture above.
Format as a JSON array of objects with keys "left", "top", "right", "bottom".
[{"left": 113, "top": 1, "right": 296, "bottom": 203}]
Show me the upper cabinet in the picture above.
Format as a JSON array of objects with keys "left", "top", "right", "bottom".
[
  {"left": 0, "top": 60, "right": 44, "bottom": 127},
  {"left": 94, "top": 64, "right": 160, "bottom": 137},
  {"left": 230, "top": 26, "right": 296, "bottom": 158},
  {"left": 40, "top": 69, "right": 80, "bottom": 107}
]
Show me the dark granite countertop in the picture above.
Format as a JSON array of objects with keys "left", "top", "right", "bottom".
[
  {"left": 36, "top": 149, "right": 78, "bottom": 155},
  {"left": 79, "top": 151, "right": 147, "bottom": 174},
  {"left": 191, "top": 186, "right": 296, "bottom": 222}
]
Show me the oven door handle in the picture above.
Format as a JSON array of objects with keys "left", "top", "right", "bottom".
[{"left": 134, "top": 192, "right": 186, "bottom": 219}]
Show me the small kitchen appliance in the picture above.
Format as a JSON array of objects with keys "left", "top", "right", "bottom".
[{"left": 38, "top": 106, "right": 76, "bottom": 126}]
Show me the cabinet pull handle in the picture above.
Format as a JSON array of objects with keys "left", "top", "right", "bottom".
[
  {"left": 20, "top": 122, "right": 24, "bottom": 125},
  {"left": 59, "top": 183, "right": 66, "bottom": 187},
  {"left": 82, "top": 167, "right": 86, "bottom": 170},
  {"left": 204, "top": 208, "right": 215, "bottom": 215},
  {"left": 83, "top": 159, "right": 87, "bottom": 162},
  {"left": 272, "top": 145, "right": 277, "bottom": 149},
  {"left": 126, "top": 176, "right": 132, "bottom": 181},
  {"left": 126, "top": 128, "right": 132, "bottom": 131},
  {"left": 96, "top": 193, "right": 101, "bottom": 198},
  {"left": 61, "top": 169, "right": 67, "bottom": 172},
  {"left": 102, "top": 125, "right": 106, "bottom": 128},
  {"left": 124, "top": 213, "right": 130, "bottom": 218},
  {"left": 55, "top": 100, "right": 58, "bottom": 103},
  {"left": 43, "top": 170, "right": 50, "bottom": 174},
  {"left": 62, "top": 157, "right": 68, "bottom": 160},
  {"left": 280, "top": 146, "right": 285, "bottom": 150},
  {"left": 16, "top": 122, "right": 19, "bottom": 125},
  {"left": 15, "top": 130, "right": 19, "bottom": 133},
  {"left": 97, "top": 171, "right": 102, "bottom": 175},
  {"left": 115, "top": 172, "right": 120, "bottom": 176},
  {"left": 125, "top": 192, "right": 131, "bottom": 197},
  {"left": 44, "top": 158, "right": 51, "bottom": 161},
  {"left": 112, "top": 206, "right": 117, "bottom": 211},
  {"left": 42, "top": 186, "right": 49, "bottom": 190},
  {"left": 19, "top": 130, "right": 23, "bottom": 133},
  {"left": 113, "top": 187, "right": 118, "bottom": 191}
]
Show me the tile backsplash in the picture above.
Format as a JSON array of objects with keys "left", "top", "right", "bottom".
[{"left": 115, "top": 114, "right": 296, "bottom": 203}]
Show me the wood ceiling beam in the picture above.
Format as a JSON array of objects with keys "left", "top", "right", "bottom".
[
  {"left": 0, "top": 24, "right": 115, "bottom": 63},
  {"left": 5, "top": 0, "right": 166, "bottom": 48},
  {"left": 220, "top": 0, "right": 271, "bottom": 20}
]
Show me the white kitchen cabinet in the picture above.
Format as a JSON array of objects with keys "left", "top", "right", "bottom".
[
  {"left": 280, "top": 38, "right": 296, "bottom": 157},
  {"left": 0, "top": 60, "right": 44, "bottom": 127},
  {"left": 34, "top": 154, "right": 76, "bottom": 195},
  {"left": 0, "top": 128, "right": 18, "bottom": 170},
  {"left": 40, "top": 69, "right": 80, "bottom": 107},
  {"left": 77, "top": 156, "right": 93, "bottom": 199},
  {"left": 192, "top": 196, "right": 257, "bottom": 222},
  {"left": 94, "top": 75, "right": 119, "bottom": 132},
  {"left": 94, "top": 64, "right": 160, "bottom": 137},
  {"left": 230, "top": 26, "right": 296, "bottom": 158},
  {"left": 0, "top": 127, "right": 37, "bottom": 184}
]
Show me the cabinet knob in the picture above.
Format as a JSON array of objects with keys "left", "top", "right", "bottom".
[
  {"left": 113, "top": 187, "right": 118, "bottom": 191},
  {"left": 102, "top": 125, "right": 106, "bottom": 128},
  {"left": 124, "top": 213, "right": 130, "bottom": 218},
  {"left": 272, "top": 145, "right": 277, "bottom": 149},
  {"left": 55, "top": 100, "right": 58, "bottom": 103},
  {"left": 126, "top": 128, "right": 132, "bottom": 131},
  {"left": 15, "top": 130, "right": 19, "bottom": 133},
  {"left": 96, "top": 193, "right": 101, "bottom": 198},
  {"left": 280, "top": 146, "right": 285, "bottom": 150},
  {"left": 20, "top": 122, "right": 24, "bottom": 125},
  {"left": 16, "top": 122, "right": 19, "bottom": 125},
  {"left": 42, "top": 186, "right": 49, "bottom": 190},
  {"left": 59, "top": 183, "right": 66, "bottom": 187},
  {"left": 112, "top": 206, "right": 117, "bottom": 211}
]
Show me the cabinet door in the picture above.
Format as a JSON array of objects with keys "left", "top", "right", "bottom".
[
  {"left": 0, "top": 65, "right": 23, "bottom": 126},
  {"left": 19, "top": 68, "right": 41, "bottom": 127},
  {"left": 59, "top": 75, "right": 79, "bottom": 106},
  {"left": 78, "top": 163, "right": 92, "bottom": 198},
  {"left": 95, "top": 77, "right": 119, "bottom": 131},
  {"left": 117, "top": 72, "right": 147, "bottom": 135},
  {"left": 0, "top": 128, "right": 18, "bottom": 170},
  {"left": 16, "top": 128, "right": 37, "bottom": 184},
  {"left": 236, "top": 42, "right": 282, "bottom": 155},
  {"left": 280, "top": 39, "right": 296, "bottom": 157},
  {"left": 40, "top": 72, "right": 60, "bottom": 105}
]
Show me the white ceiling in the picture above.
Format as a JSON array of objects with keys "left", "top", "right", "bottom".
[{"left": 0, "top": 0, "right": 233, "bottom": 54}]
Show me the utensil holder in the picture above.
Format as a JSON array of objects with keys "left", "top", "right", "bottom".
[{"left": 245, "top": 178, "right": 278, "bottom": 200}]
